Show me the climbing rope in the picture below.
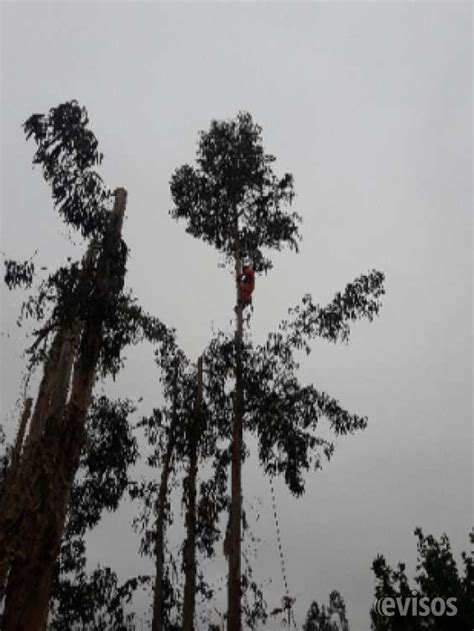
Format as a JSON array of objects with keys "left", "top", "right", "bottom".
[{"left": 268, "top": 475, "right": 298, "bottom": 630}]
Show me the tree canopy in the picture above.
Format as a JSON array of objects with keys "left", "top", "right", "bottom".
[{"left": 170, "top": 111, "right": 301, "bottom": 272}]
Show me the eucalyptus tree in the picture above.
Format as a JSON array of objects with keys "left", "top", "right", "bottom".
[
  {"left": 132, "top": 333, "right": 227, "bottom": 631},
  {"left": 170, "top": 112, "right": 385, "bottom": 630},
  {"left": 132, "top": 329, "right": 270, "bottom": 631},
  {"left": 300, "top": 591, "right": 350, "bottom": 631},
  {"left": 140, "top": 338, "right": 192, "bottom": 631},
  {"left": 0, "top": 101, "right": 171, "bottom": 629},
  {"left": 170, "top": 112, "right": 301, "bottom": 630}
]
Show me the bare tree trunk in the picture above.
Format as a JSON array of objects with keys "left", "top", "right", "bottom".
[
  {"left": 152, "top": 430, "right": 176, "bottom": 631},
  {"left": 0, "top": 397, "right": 32, "bottom": 594},
  {"left": 152, "top": 357, "right": 182, "bottom": 631},
  {"left": 227, "top": 226, "right": 243, "bottom": 631},
  {"left": 182, "top": 356, "right": 203, "bottom": 631},
  {"left": 2, "top": 189, "right": 127, "bottom": 630},
  {"left": 6, "top": 397, "right": 33, "bottom": 488},
  {"left": 2, "top": 321, "right": 99, "bottom": 630},
  {"left": 26, "top": 328, "right": 71, "bottom": 447},
  {"left": 0, "top": 323, "right": 78, "bottom": 600}
]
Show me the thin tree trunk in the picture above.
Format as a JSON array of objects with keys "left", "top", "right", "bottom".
[
  {"left": 182, "top": 356, "right": 203, "bottom": 631},
  {"left": 152, "top": 360, "right": 181, "bottom": 631},
  {"left": 152, "top": 435, "right": 175, "bottom": 631},
  {"left": 2, "top": 188, "right": 127, "bottom": 630},
  {"left": 228, "top": 225, "right": 244, "bottom": 631}
]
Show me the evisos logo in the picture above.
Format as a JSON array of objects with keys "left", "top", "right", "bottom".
[{"left": 373, "top": 594, "right": 458, "bottom": 618}]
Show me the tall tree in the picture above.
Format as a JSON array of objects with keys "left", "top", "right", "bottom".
[
  {"left": 1, "top": 187, "right": 127, "bottom": 630},
  {"left": 170, "top": 111, "right": 301, "bottom": 631},
  {"left": 0, "top": 101, "right": 171, "bottom": 629},
  {"left": 170, "top": 112, "right": 385, "bottom": 629},
  {"left": 131, "top": 336, "right": 192, "bottom": 631},
  {"left": 133, "top": 333, "right": 229, "bottom": 630}
]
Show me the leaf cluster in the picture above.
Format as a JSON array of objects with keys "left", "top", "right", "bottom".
[
  {"left": 24, "top": 101, "right": 110, "bottom": 237},
  {"left": 49, "top": 395, "right": 141, "bottom": 628},
  {"left": 302, "top": 590, "right": 349, "bottom": 631},
  {"left": 3, "top": 259, "right": 35, "bottom": 290},
  {"left": 170, "top": 111, "right": 301, "bottom": 271}
]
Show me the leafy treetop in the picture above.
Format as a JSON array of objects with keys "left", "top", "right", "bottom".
[
  {"left": 24, "top": 100, "right": 110, "bottom": 238},
  {"left": 170, "top": 111, "right": 301, "bottom": 272}
]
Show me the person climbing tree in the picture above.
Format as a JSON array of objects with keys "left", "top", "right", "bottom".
[
  {"left": 238, "top": 265, "right": 255, "bottom": 308},
  {"left": 170, "top": 111, "right": 386, "bottom": 631},
  {"left": 170, "top": 111, "right": 301, "bottom": 631}
]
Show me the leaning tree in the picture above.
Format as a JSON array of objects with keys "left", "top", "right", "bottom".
[
  {"left": 0, "top": 101, "right": 171, "bottom": 629},
  {"left": 170, "top": 112, "right": 385, "bottom": 630}
]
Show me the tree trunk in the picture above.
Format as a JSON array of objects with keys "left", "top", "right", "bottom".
[
  {"left": 152, "top": 358, "right": 181, "bottom": 631},
  {"left": 152, "top": 430, "right": 176, "bottom": 631},
  {"left": 227, "top": 228, "right": 244, "bottom": 631},
  {"left": 25, "top": 326, "right": 75, "bottom": 447},
  {"left": 0, "top": 323, "right": 78, "bottom": 600},
  {"left": 5, "top": 397, "right": 33, "bottom": 489},
  {"left": 0, "top": 397, "right": 32, "bottom": 594},
  {"left": 182, "top": 356, "right": 203, "bottom": 631},
  {"left": 1, "top": 188, "right": 127, "bottom": 630}
]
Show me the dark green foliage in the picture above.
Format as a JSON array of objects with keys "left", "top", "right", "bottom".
[
  {"left": 170, "top": 111, "right": 301, "bottom": 271},
  {"left": 66, "top": 396, "right": 138, "bottom": 534},
  {"left": 241, "top": 564, "right": 269, "bottom": 629},
  {"left": 281, "top": 270, "right": 385, "bottom": 351},
  {"left": 49, "top": 396, "right": 142, "bottom": 628},
  {"left": 170, "top": 112, "right": 386, "bottom": 630},
  {"left": 302, "top": 590, "right": 349, "bottom": 631},
  {"left": 97, "top": 293, "right": 175, "bottom": 379},
  {"left": 370, "top": 529, "right": 473, "bottom": 631},
  {"left": 3, "top": 259, "right": 35, "bottom": 290},
  {"left": 243, "top": 270, "right": 384, "bottom": 495},
  {"left": 24, "top": 101, "right": 110, "bottom": 237},
  {"left": 245, "top": 337, "right": 365, "bottom": 495},
  {"left": 196, "top": 446, "right": 231, "bottom": 555},
  {"left": 197, "top": 272, "right": 384, "bottom": 497},
  {"left": 2, "top": 100, "right": 177, "bottom": 626},
  {"left": 133, "top": 331, "right": 233, "bottom": 551},
  {"left": 49, "top": 566, "right": 148, "bottom": 631},
  {"left": 6, "top": 101, "right": 174, "bottom": 381}
]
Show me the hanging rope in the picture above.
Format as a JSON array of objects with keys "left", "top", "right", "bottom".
[{"left": 268, "top": 475, "right": 298, "bottom": 630}]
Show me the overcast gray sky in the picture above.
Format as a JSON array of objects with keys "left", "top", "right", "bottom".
[{"left": 1, "top": 2, "right": 472, "bottom": 630}]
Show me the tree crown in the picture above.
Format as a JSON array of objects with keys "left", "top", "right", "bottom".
[{"left": 170, "top": 111, "right": 301, "bottom": 271}]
